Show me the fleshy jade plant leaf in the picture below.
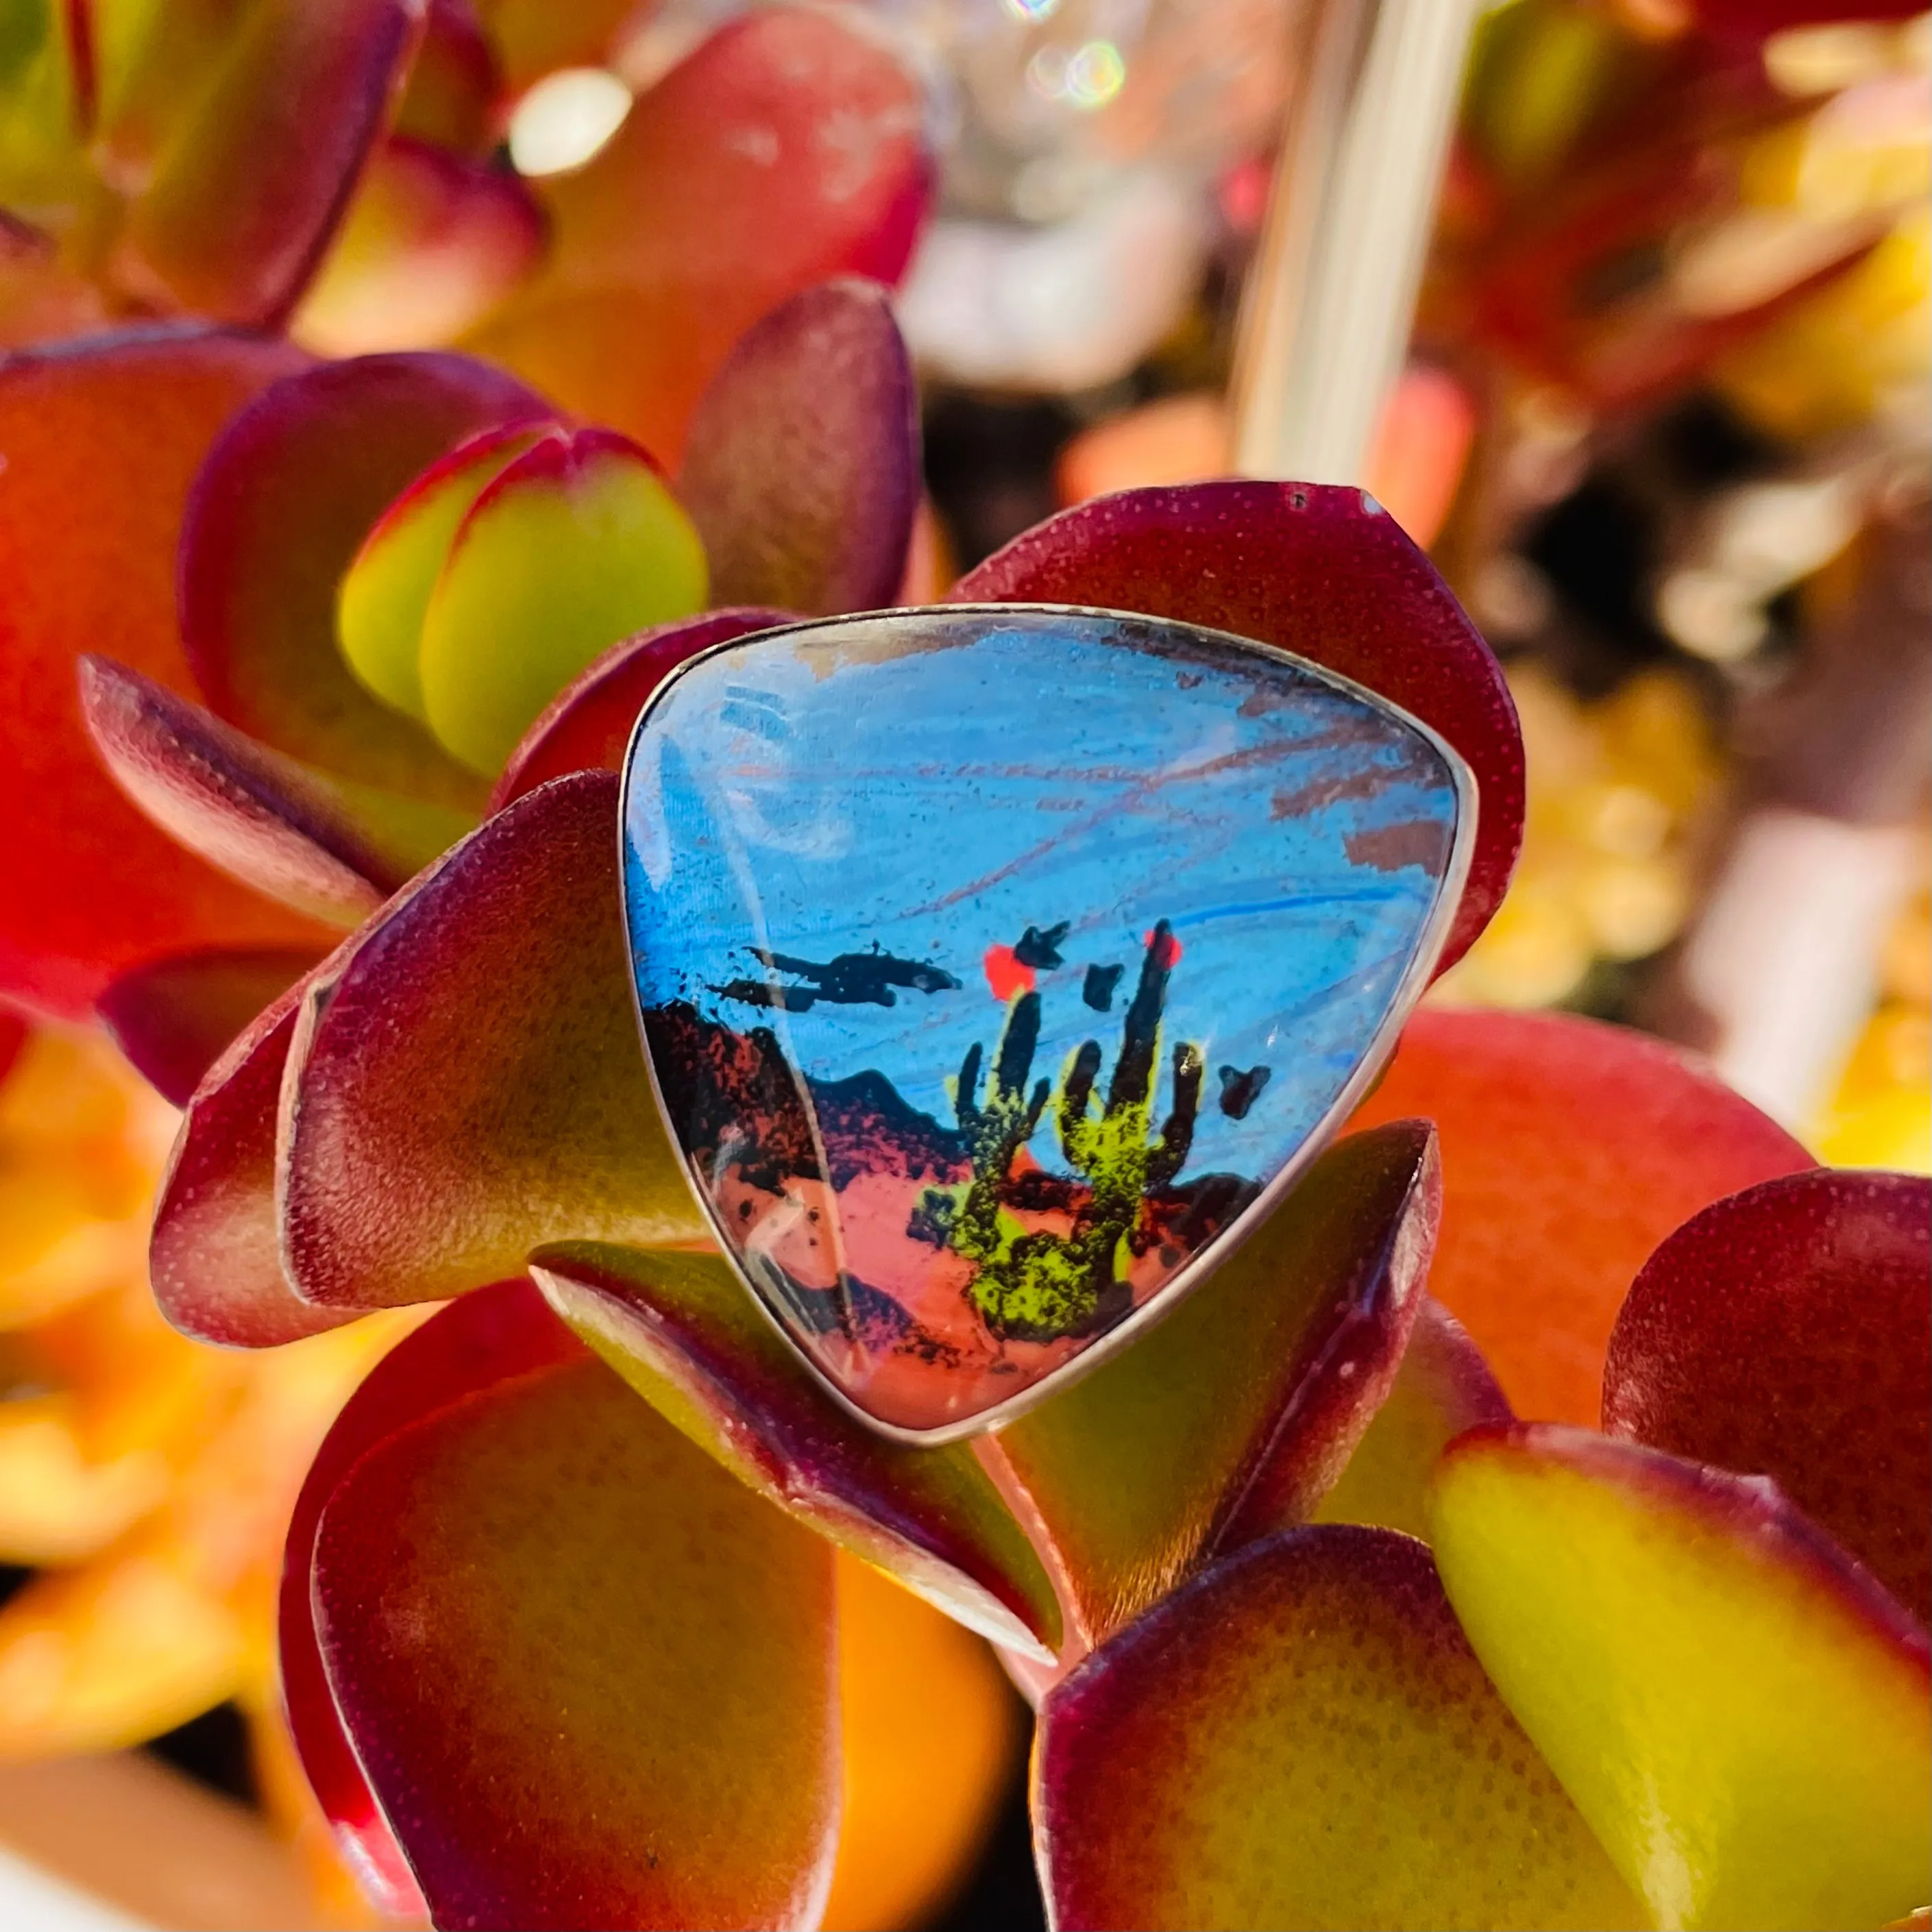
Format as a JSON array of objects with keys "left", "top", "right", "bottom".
[
  {"left": 0, "top": 328, "right": 328, "bottom": 1017},
  {"left": 415, "top": 426, "right": 708, "bottom": 774},
  {"left": 1690, "top": 0, "right": 1927, "bottom": 42},
  {"left": 1429, "top": 1425, "right": 1932, "bottom": 1932},
  {"left": 313, "top": 1349, "right": 840, "bottom": 1931},
  {"left": 118, "top": 0, "right": 421, "bottom": 326},
  {"left": 282, "top": 1280, "right": 582, "bottom": 1919},
  {"left": 1034, "top": 1524, "right": 1643, "bottom": 1932},
  {"left": 179, "top": 349, "right": 551, "bottom": 804},
  {"left": 950, "top": 480, "right": 1524, "bottom": 973},
  {"left": 491, "top": 607, "right": 792, "bottom": 807},
  {"left": 528, "top": 1240, "right": 1061, "bottom": 1659},
  {"left": 678, "top": 278, "right": 919, "bottom": 615},
  {"left": 149, "top": 957, "right": 366, "bottom": 1347},
  {"left": 98, "top": 945, "right": 326, "bottom": 1106},
  {"left": 292, "top": 136, "right": 547, "bottom": 358},
  {"left": 79, "top": 657, "right": 472, "bottom": 925},
  {"left": 337, "top": 419, "right": 553, "bottom": 717},
  {"left": 1313, "top": 1298, "right": 1511, "bottom": 1541},
  {"left": 391, "top": 0, "right": 499, "bottom": 154},
  {"left": 469, "top": 7, "right": 930, "bottom": 464},
  {"left": 977, "top": 1122, "right": 1439, "bottom": 1657},
  {"left": 1604, "top": 1168, "right": 1932, "bottom": 1622},
  {"left": 280, "top": 772, "right": 709, "bottom": 1310},
  {"left": 1349, "top": 1008, "right": 1811, "bottom": 1424}
]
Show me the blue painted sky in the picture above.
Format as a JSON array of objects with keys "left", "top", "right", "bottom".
[{"left": 624, "top": 611, "right": 1463, "bottom": 1185}]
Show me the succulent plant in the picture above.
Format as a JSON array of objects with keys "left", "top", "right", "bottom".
[
  {"left": 14, "top": 267, "right": 1929, "bottom": 1924},
  {"left": 1, "top": 11, "right": 1925, "bottom": 1928}
]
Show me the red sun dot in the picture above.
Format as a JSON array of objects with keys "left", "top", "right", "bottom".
[
  {"left": 1144, "top": 929, "right": 1183, "bottom": 969},
  {"left": 983, "top": 944, "right": 1034, "bottom": 1001}
]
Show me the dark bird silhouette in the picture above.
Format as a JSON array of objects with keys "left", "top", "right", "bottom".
[
  {"left": 713, "top": 944, "right": 960, "bottom": 1012},
  {"left": 1081, "top": 962, "right": 1123, "bottom": 1012},
  {"left": 1217, "top": 1064, "right": 1272, "bottom": 1121},
  {"left": 1013, "top": 922, "right": 1071, "bottom": 970}
]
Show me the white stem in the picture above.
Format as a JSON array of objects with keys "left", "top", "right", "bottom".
[
  {"left": 1232, "top": 0, "right": 1478, "bottom": 485},
  {"left": 1678, "top": 807, "right": 1923, "bottom": 1131}
]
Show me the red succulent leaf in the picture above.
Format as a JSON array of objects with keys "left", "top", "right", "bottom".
[
  {"left": 979, "top": 1122, "right": 1439, "bottom": 1659},
  {"left": 292, "top": 136, "right": 547, "bottom": 357},
  {"left": 469, "top": 8, "right": 931, "bottom": 465},
  {"left": 1313, "top": 1297, "right": 1513, "bottom": 1541},
  {"left": 412, "top": 423, "right": 707, "bottom": 775},
  {"left": 0, "top": 1011, "right": 25, "bottom": 1086},
  {"left": 528, "top": 1240, "right": 1061, "bottom": 1660},
  {"left": 951, "top": 480, "right": 1524, "bottom": 973},
  {"left": 1470, "top": 130, "right": 1876, "bottom": 416},
  {"left": 179, "top": 349, "right": 552, "bottom": 807},
  {"left": 1604, "top": 1168, "right": 1931, "bottom": 1624},
  {"left": 99, "top": 944, "right": 327, "bottom": 1106},
  {"left": 0, "top": 213, "right": 109, "bottom": 350},
  {"left": 1430, "top": 1424, "right": 1932, "bottom": 1931},
  {"left": 1035, "top": 1524, "right": 1642, "bottom": 1931},
  {"left": 280, "top": 772, "right": 709, "bottom": 1310},
  {"left": 678, "top": 278, "right": 920, "bottom": 615},
  {"left": 79, "top": 655, "right": 473, "bottom": 925},
  {"left": 0, "top": 327, "right": 332, "bottom": 1019},
  {"left": 314, "top": 1349, "right": 840, "bottom": 1931},
  {"left": 491, "top": 607, "right": 792, "bottom": 808},
  {"left": 1349, "top": 1009, "right": 1811, "bottom": 1426},
  {"left": 1693, "top": 0, "right": 1927, "bottom": 38},
  {"left": 393, "top": 0, "right": 498, "bottom": 154},
  {"left": 117, "top": 0, "right": 422, "bottom": 326},
  {"left": 281, "top": 1279, "right": 581, "bottom": 1920},
  {"left": 149, "top": 954, "right": 366, "bottom": 1346}
]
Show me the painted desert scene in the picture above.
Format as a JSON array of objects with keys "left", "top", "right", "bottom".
[{"left": 624, "top": 609, "right": 1466, "bottom": 1431}]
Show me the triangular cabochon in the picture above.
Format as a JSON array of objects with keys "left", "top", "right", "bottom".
[{"left": 623, "top": 608, "right": 1470, "bottom": 1436}]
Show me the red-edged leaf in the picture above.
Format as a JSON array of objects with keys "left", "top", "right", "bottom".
[
  {"left": 979, "top": 1123, "right": 1439, "bottom": 1659},
  {"left": 280, "top": 1280, "right": 581, "bottom": 1920},
  {"left": 99, "top": 944, "right": 326, "bottom": 1106},
  {"left": 1604, "top": 1168, "right": 1931, "bottom": 1624},
  {"left": 1036, "top": 1525, "right": 1642, "bottom": 1931},
  {"left": 1691, "top": 2, "right": 1927, "bottom": 45},
  {"left": 0, "top": 1011, "right": 25, "bottom": 1086},
  {"left": 1349, "top": 1009, "right": 1811, "bottom": 1426},
  {"left": 1313, "top": 1297, "right": 1513, "bottom": 1541},
  {"left": 79, "top": 655, "right": 472, "bottom": 925},
  {"left": 491, "top": 607, "right": 791, "bottom": 808},
  {"left": 415, "top": 424, "right": 707, "bottom": 774},
  {"left": 314, "top": 1352, "right": 840, "bottom": 1930},
  {"left": 179, "top": 350, "right": 552, "bottom": 807},
  {"left": 393, "top": 0, "right": 498, "bottom": 154},
  {"left": 678, "top": 278, "right": 918, "bottom": 615},
  {"left": 0, "top": 215, "right": 109, "bottom": 349},
  {"left": 0, "top": 327, "right": 330, "bottom": 1018},
  {"left": 292, "top": 136, "right": 546, "bottom": 356},
  {"left": 281, "top": 772, "right": 709, "bottom": 1310},
  {"left": 149, "top": 958, "right": 365, "bottom": 1346},
  {"left": 334, "top": 418, "right": 552, "bottom": 719},
  {"left": 469, "top": 8, "right": 931, "bottom": 465},
  {"left": 529, "top": 1240, "right": 1060, "bottom": 1659},
  {"left": 951, "top": 481, "right": 1523, "bottom": 972},
  {"left": 1430, "top": 1424, "right": 1931, "bottom": 1932},
  {"left": 119, "top": 0, "right": 420, "bottom": 326}
]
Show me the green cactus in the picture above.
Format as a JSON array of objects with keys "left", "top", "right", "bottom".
[{"left": 918, "top": 922, "right": 1204, "bottom": 1343}]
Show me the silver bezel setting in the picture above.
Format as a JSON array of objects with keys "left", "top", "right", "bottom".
[{"left": 616, "top": 602, "right": 1478, "bottom": 1446}]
